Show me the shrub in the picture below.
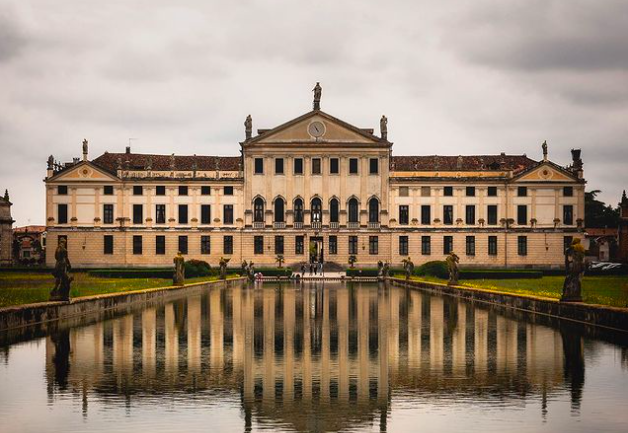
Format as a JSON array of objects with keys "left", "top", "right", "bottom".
[
  {"left": 184, "top": 260, "right": 212, "bottom": 278},
  {"left": 253, "top": 267, "right": 292, "bottom": 277},
  {"left": 88, "top": 269, "right": 174, "bottom": 279},
  {"left": 346, "top": 268, "right": 379, "bottom": 277},
  {"left": 414, "top": 261, "right": 448, "bottom": 279},
  {"left": 460, "top": 270, "right": 542, "bottom": 279}
]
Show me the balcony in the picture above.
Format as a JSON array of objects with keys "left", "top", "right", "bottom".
[
  {"left": 311, "top": 222, "right": 322, "bottom": 230},
  {"left": 273, "top": 222, "right": 286, "bottom": 229},
  {"left": 347, "top": 222, "right": 359, "bottom": 229},
  {"left": 293, "top": 222, "right": 303, "bottom": 229},
  {"left": 329, "top": 222, "right": 339, "bottom": 229},
  {"left": 253, "top": 222, "right": 265, "bottom": 229},
  {"left": 368, "top": 222, "right": 380, "bottom": 229}
]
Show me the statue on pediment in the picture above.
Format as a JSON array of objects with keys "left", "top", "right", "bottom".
[
  {"left": 380, "top": 115, "right": 388, "bottom": 140},
  {"left": 542, "top": 140, "right": 548, "bottom": 161},
  {"left": 244, "top": 115, "right": 252, "bottom": 140},
  {"left": 312, "top": 82, "right": 322, "bottom": 110}
]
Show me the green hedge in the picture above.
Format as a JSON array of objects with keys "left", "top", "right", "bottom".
[
  {"left": 253, "top": 267, "right": 292, "bottom": 277},
  {"left": 184, "top": 260, "right": 212, "bottom": 278},
  {"left": 460, "top": 270, "right": 543, "bottom": 279},
  {"left": 414, "top": 261, "right": 449, "bottom": 279},
  {"left": 88, "top": 269, "right": 174, "bottom": 279}
]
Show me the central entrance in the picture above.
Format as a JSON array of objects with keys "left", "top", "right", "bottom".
[{"left": 309, "top": 236, "right": 324, "bottom": 264}]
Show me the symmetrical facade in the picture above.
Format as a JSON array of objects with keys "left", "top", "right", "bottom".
[{"left": 44, "top": 92, "right": 585, "bottom": 268}]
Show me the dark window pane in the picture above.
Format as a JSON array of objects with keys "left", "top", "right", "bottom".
[
  {"left": 294, "top": 199, "right": 304, "bottom": 223},
  {"left": 58, "top": 204, "right": 68, "bottom": 224},
  {"left": 368, "top": 199, "right": 379, "bottom": 223},
  {"left": 563, "top": 205, "right": 574, "bottom": 225},
  {"left": 563, "top": 186, "right": 573, "bottom": 197},
  {"left": 201, "top": 236, "right": 211, "bottom": 254},
  {"left": 443, "top": 205, "right": 454, "bottom": 225},
  {"left": 156, "top": 186, "right": 166, "bottom": 196},
  {"left": 103, "top": 186, "right": 114, "bottom": 195},
  {"left": 224, "top": 205, "right": 234, "bottom": 224},
  {"left": 254, "top": 198, "right": 265, "bottom": 222},
  {"left": 329, "top": 236, "right": 337, "bottom": 255},
  {"left": 201, "top": 205, "right": 211, "bottom": 224},
  {"left": 349, "top": 236, "right": 358, "bottom": 255},
  {"left": 275, "top": 158, "right": 284, "bottom": 174},
  {"left": 178, "top": 236, "right": 188, "bottom": 254},
  {"left": 103, "top": 204, "right": 114, "bottom": 224},
  {"left": 156, "top": 236, "right": 166, "bottom": 255},
  {"left": 517, "top": 186, "right": 527, "bottom": 197},
  {"left": 156, "top": 205, "right": 166, "bottom": 224},
  {"left": 224, "top": 186, "right": 234, "bottom": 195},
  {"left": 254, "top": 236, "right": 264, "bottom": 254},
  {"left": 517, "top": 205, "right": 527, "bottom": 225},
  {"left": 399, "top": 236, "right": 409, "bottom": 256},
  {"left": 201, "top": 186, "right": 211, "bottom": 195},
  {"left": 330, "top": 199, "right": 339, "bottom": 223},
  {"left": 133, "top": 204, "right": 143, "bottom": 224},
  {"left": 348, "top": 199, "right": 359, "bottom": 223},
  {"left": 133, "top": 185, "right": 143, "bottom": 196},
  {"left": 444, "top": 236, "right": 453, "bottom": 254},
  {"left": 466, "top": 236, "right": 475, "bottom": 256},
  {"left": 58, "top": 185, "right": 68, "bottom": 195},
  {"left": 274, "top": 199, "right": 284, "bottom": 223},
  {"left": 178, "top": 204, "right": 188, "bottom": 224},
  {"left": 312, "top": 158, "right": 321, "bottom": 174},
  {"left": 296, "top": 236, "right": 304, "bottom": 255},
  {"left": 421, "top": 236, "right": 431, "bottom": 255},
  {"left": 488, "top": 236, "right": 498, "bottom": 255},
  {"left": 330, "top": 158, "right": 339, "bottom": 174},
  {"left": 133, "top": 235, "right": 142, "bottom": 255},
  {"left": 444, "top": 186, "right": 453, "bottom": 196},
  {"left": 349, "top": 158, "right": 359, "bottom": 174},
  {"left": 294, "top": 158, "right": 303, "bottom": 174},
  {"left": 104, "top": 235, "right": 114, "bottom": 255},
  {"left": 487, "top": 205, "right": 498, "bottom": 225},
  {"left": 179, "top": 186, "right": 188, "bottom": 196},
  {"left": 487, "top": 186, "right": 497, "bottom": 197},
  {"left": 465, "top": 205, "right": 475, "bottom": 225},
  {"left": 224, "top": 236, "right": 233, "bottom": 254},
  {"left": 421, "top": 205, "right": 431, "bottom": 225},
  {"left": 274, "top": 236, "right": 284, "bottom": 254},
  {"left": 518, "top": 236, "right": 527, "bottom": 256},
  {"left": 255, "top": 158, "right": 264, "bottom": 174},
  {"left": 369, "top": 236, "right": 378, "bottom": 255},
  {"left": 399, "top": 205, "right": 409, "bottom": 225},
  {"left": 369, "top": 158, "right": 378, "bottom": 174},
  {"left": 466, "top": 186, "right": 475, "bottom": 197}
]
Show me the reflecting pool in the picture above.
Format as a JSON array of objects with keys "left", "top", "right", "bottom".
[{"left": 1, "top": 282, "right": 627, "bottom": 432}]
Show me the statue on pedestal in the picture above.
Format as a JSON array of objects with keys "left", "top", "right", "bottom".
[
  {"left": 219, "top": 256, "right": 230, "bottom": 280},
  {"left": 542, "top": 140, "right": 548, "bottom": 161},
  {"left": 244, "top": 115, "right": 252, "bottom": 140},
  {"left": 380, "top": 115, "right": 388, "bottom": 141},
  {"left": 173, "top": 251, "right": 185, "bottom": 285},
  {"left": 50, "top": 238, "right": 73, "bottom": 301},
  {"left": 446, "top": 252, "right": 460, "bottom": 285},
  {"left": 312, "top": 82, "right": 322, "bottom": 110},
  {"left": 561, "top": 238, "right": 585, "bottom": 302},
  {"left": 241, "top": 260, "right": 255, "bottom": 282},
  {"left": 402, "top": 257, "right": 414, "bottom": 281}
]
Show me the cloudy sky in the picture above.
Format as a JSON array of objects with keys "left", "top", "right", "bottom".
[{"left": 1, "top": 0, "right": 627, "bottom": 226}]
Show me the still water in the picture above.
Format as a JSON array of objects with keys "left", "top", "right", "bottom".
[{"left": 1, "top": 282, "right": 627, "bottom": 433}]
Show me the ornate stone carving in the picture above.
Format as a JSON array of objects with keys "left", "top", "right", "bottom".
[{"left": 446, "top": 252, "right": 460, "bottom": 285}]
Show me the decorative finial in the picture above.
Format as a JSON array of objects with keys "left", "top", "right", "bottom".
[
  {"left": 622, "top": 190, "right": 627, "bottom": 202},
  {"left": 3, "top": 189, "right": 8, "bottom": 201},
  {"left": 244, "top": 115, "right": 252, "bottom": 140},
  {"left": 170, "top": 153, "right": 176, "bottom": 171},
  {"left": 542, "top": 140, "right": 548, "bottom": 161},
  {"left": 380, "top": 115, "right": 388, "bottom": 141},
  {"left": 312, "top": 82, "right": 322, "bottom": 110},
  {"left": 82, "top": 139, "right": 89, "bottom": 161},
  {"left": 192, "top": 155, "right": 198, "bottom": 177}
]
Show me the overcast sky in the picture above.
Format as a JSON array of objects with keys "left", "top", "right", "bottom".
[{"left": 1, "top": 0, "right": 627, "bottom": 226}]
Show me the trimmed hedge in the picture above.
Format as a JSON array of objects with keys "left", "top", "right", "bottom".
[
  {"left": 460, "top": 270, "right": 543, "bottom": 279},
  {"left": 253, "top": 267, "right": 292, "bottom": 277},
  {"left": 184, "top": 260, "right": 212, "bottom": 278},
  {"left": 88, "top": 269, "right": 174, "bottom": 279},
  {"left": 414, "top": 261, "right": 449, "bottom": 279},
  {"left": 346, "top": 268, "right": 379, "bottom": 277}
]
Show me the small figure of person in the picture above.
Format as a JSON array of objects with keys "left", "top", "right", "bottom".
[{"left": 301, "top": 264, "right": 306, "bottom": 278}]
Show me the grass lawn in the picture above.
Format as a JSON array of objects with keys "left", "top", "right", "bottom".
[
  {"left": 402, "top": 275, "right": 628, "bottom": 308},
  {"left": 0, "top": 272, "right": 235, "bottom": 308}
]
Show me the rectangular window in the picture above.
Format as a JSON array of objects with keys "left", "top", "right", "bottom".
[
  {"left": 488, "top": 236, "right": 498, "bottom": 256},
  {"left": 518, "top": 236, "right": 527, "bottom": 256},
  {"left": 369, "top": 158, "right": 379, "bottom": 174},
  {"left": 155, "top": 204, "right": 166, "bottom": 224},
  {"left": 421, "top": 236, "right": 431, "bottom": 255},
  {"left": 294, "top": 158, "right": 303, "bottom": 174},
  {"left": 312, "top": 158, "right": 321, "bottom": 175},
  {"left": 178, "top": 186, "right": 188, "bottom": 196},
  {"left": 444, "top": 186, "right": 453, "bottom": 197},
  {"left": 563, "top": 186, "right": 574, "bottom": 197},
  {"left": 399, "top": 205, "right": 409, "bottom": 225},
  {"left": 329, "top": 235, "right": 337, "bottom": 255},
  {"left": 487, "top": 205, "right": 498, "bottom": 225},
  {"left": 399, "top": 186, "right": 409, "bottom": 197},
  {"left": 517, "top": 205, "right": 527, "bottom": 225},
  {"left": 465, "top": 205, "right": 476, "bottom": 225},
  {"left": 201, "top": 186, "right": 211, "bottom": 195},
  {"left": 156, "top": 235, "right": 166, "bottom": 255},
  {"left": 223, "top": 205, "right": 233, "bottom": 224},
  {"left": 564, "top": 236, "right": 573, "bottom": 255},
  {"left": 296, "top": 236, "right": 304, "bottom": 255},
  {"left": 349, "top": 158, "right": 359, "bottom": 174},
  {"left": 421, "top": 205, "right": 431, "bottom": 225},
  {"left": 517, "top": 186, "right": 527, "bottom": 197},
  {"left": 275, "top": 158, "right": 284, "bottom": 174},
  {"left": 274, "top": 236, "right": 284, "bottom": 254},
  {"left": 201, "top": 236, "right": 211, "bottom": 254},
  {"left": 201, "top": 205, "right": 211, "bottom": 224},
  {"left": 349, "top": 236, "right": 358, "bottom": 255},
  {"left": 178, "top": 236, "right": 188, "bottom": 254},
  {"left": 103, "top": 185, "right": 114, "bottom": 195},
  {"left": 563, "top": 205, "right": 574, "bottom": 225},
  {"left": 133, "top": 204, "right": 143, "bottom": 224},
  {"left": 224, "top": 186, "right": 234, "bottom": 196},
  {"left": 444, "top": 236, "right": 453, "bottom": 254},
  {"left": 254, "top": 157, "right": 264, "bottom": 174},
  {"left": 466, "top": 186, "right": 476, "bottom": 197},
  {"left": 133, "top": 185, "right": 143, "bottom": 196},
  {"left": 178, "top": 204, "right": 188, "bottom": 224},
  {"left": 133, "top": 235, "right": 142, "bottom": 255},
  {"left": 104, "top": 235, "right": 114, "bottom": 255},
  {"left": 58, "top": 185, "right": 68, "bottom": 195},
  {"left": 369, "top": 236, "right": 378, "bottom": 255},
  {"left": 466, "top": 236, "right": 475, "bottom": 256},
  {"left": 487, "top": 186, "right": 497, "bottom": 197},
  {"left": 254, "top": 236, "right": 264, "bottom": 254},
  {"left": 399, "top": 236, "right": 409, "bottom": 256},
  {"left": 224, "top": 235, "right": 233, "bottom": 255},
  {"left": 330, "top": 158, "right": 339, "bottom": 174},
  {"left": 58, "top": 204, "right": 68, "bottom": 224},
  {"left": 156, "top": 185, "right": 166, "bottom": 196},
  {"left": 103, "top": 204, "right": 114, "bottom": 224},
  {"left": 443, "top": 205, "right": 454, "bottom": 225},
  {"left": 421, "top": 186, "right": 431, "bottom": 197}
]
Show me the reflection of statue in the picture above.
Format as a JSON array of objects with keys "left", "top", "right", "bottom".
[
  {"left": 244, "top": 115, "right": 252, "bottom": 140},
  {"left": 380, "top": 115, "right": 388, "bottom": 140},
  {"left": 402, "top": 257, "right": 414, "bottom": 281},
  {"left": 446, "top": 252, "right": 460, "bottom": 285},
  {"left": 51, "top": 329, "right": 71, "bottom": 390},
  {"left": 561, "top": 238, "right": 585, "bottom": 302},
  {"left": 312, "top": 82, "right": 322, "bottom": 110},
  {"left": 219, "top": 256, "right": 230, "bottom": 280},
  {"left": 542, "top": 140, "right": 548, "bottom": 161},
  {"left": 173, "top": 251, "right": 185, "bottom": 285},
  {"left": 50, "top": 238, "right": 73, "bottom": 301},
  {"left": 560, "top": 324, "right": 585, "bottom": 412}
]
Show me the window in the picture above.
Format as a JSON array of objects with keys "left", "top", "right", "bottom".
[
  {"left": 349, "top": 236, "right": 358, "bottom": 255},
  {"left": 517, "top": 205, "right": 527, "bottom": 225},
  {"left": 349, "top": 158, "right": 359, "bottom": 174},
  {"left": 58, "top": 185, "right": 68, "bottom": 195},
  {"left": 275, "top": 158, "right": 284, "bottom": 174},
  {"left": 224, "top": 235, "right": 233, "bottom": 255},
  {"left": 443, "top": 205, "right": 454, "bottom": 225},
  {"left": 295, "top": 236, "right": 304, "bottom": 255},
  {"left": 103, "top": 204, "right": 114, "bottom": 224},
  {"left": 564, "top": 236, "right": 573, "bottom": 255},
  {"left": 201, "top": 205, "right": 211, "bottom": 224},
  {"left": 178, "top": 236, "right": 188, "bottom": 254},
  {"left": 254, "top": 236, "right": 264, "bottom": 254},
  {"left": 274, "top": 236, "right": 284, "bottom": 254},
  {"left": 517, "top": 186, "right": 527, "bottom": 197},
  {"left": 178, "top": 204, "right": 188, "bottom": 224},
  {"left": 563, "top": 186, "right": 574, "bottom": 197},
  {"left": 330, "top": 199, "right": 339, "bottom": 223},
  {"left": 329, "top": 236, "right": 337, "bottom": 255},
  {"left": 274, "top": 199, "right": 284, "bottom": 223},
  {"left": 444, "top": 186, "right": 453, "bottom": 197},
  {"left": 487, "top": 186, "right": 497, "bottom": 197},
  {"left": 253, "top": 198, "right": 264, "bottom": 223},
  {"left": 488, "top": 236, "right": 498, "bottom": 255},
  {"left": 487, "top": 205, "right": 498, "bottom": 225},
  {"left": 294, "top": 199, "right": 304, "bottom": 223},
  {"left": 104, "top": 186, "right": 114, "bottom": 195},
  {"left": 104, "top": 235, "right": 113, "bottom": 255},
  {"left": 178, "top": 186, "right": 188, "bottom": 196},
  {"left": 421, "top": 205, "right": 431, "bottom": 225},
  {"left": 224, "top": 186, "right": 234, "bottom": 195},
  {"left": 466, "top": 236, "right": 475, "bottom": 256},
  {"left": 294, "top": 158, "right": 303, "bottom": 175},
  {"left": 201, "top": 236, "right": 211, "bottom": 254},
  {"left": 311, "top": 198, "right": 322, "bottom": 224},
  {"left": 518, "top": 236, "right": 527, "bottom": 256},
  {"left": 399, "top": 205, "right": 409, "bottom": 225},
  {"left": 421, "top": 186, "right": 431, "bottom": 197},
  {"left": 133, "top": 204, "right": 143, "bottom": 224},
  {"left": 133, "top": 185, "right": 143, "bottom": 196},
  {"left": 156, "top": 186, "right": 166, "bottom": 196},
  {"left": 421, "top": 236, "right": 431, "bottom": 255},
  {"left": 348, "top": 199, "right": 359, "bottom": 223},
  {"left": 330, "top": 158, "right": 339, "bottom": 174},
  {"left": 254, "top": 158, "right": 264, "bottom": 174},
  {"left": 444, "top": 236, "right": 453, "bottom": 254},
  {"left": 133, "top": 235, "right": 142, "bottom": 255},
  {"left": 156, "top": 204, "right": 166, "bottom": 224},
  {"left": 368, "top": 199, "right": 379, "bottom": 223},
  {"left": 465, "top": 205, "right": 476, "bottom": 225},
  {"left": 399, "top": 236, "right": 409, "bottom": 256},
  {"left": 369, "top": 236, "right": 378, "bottom": 255},
  {"left": 201, "top": 186, "right": 211, "bottom": 195},
  {"left": 223, "top": 205, "right": 234, "bottom": 224},
  {"left": 369, "top": 158, "right": 379, "bottom": 174},
  {"left": 466, "top": 186, "right": 475, "bottom": 197},
  {"left": 58, "top": 204, "right": 68, "bottom": 224},
  {"left": 312, "top": 158, "right": 321, "bottom": 174},
  {"left": 156, "top": 236, "right": 166, "bottom": 255},
  {"left": 399, "top": 186, "right": 409, "bottom": 197},
  {"left": 563, "top": 205, "right": 574, "bottom": 225}
]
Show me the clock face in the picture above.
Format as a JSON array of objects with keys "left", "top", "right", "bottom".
[{"left": 308, "top": 121, "right": 325, "bottom": 137}]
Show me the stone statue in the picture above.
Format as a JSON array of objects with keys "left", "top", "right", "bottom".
[
  {"left": 402, "top": 257, "right": 414, "bottom": 281},
  {"left": 241, "top": 260, "right": 255, "bottom": 282},
  {"left": 219, "top": 256, "right": 230, "bottom": 280},
  {"left": 446, "top": 252, "right": 460, "bottom": 285},
  {"left": 244, "top": 115, "right": 253, "bottom": 140},
  {"left": 82, "top": 139, "right": 88, "bottom": 155},
  {"left": 561, "top": 238, "right": 585, "bottom": 302},
  {"left": 50, "top": 237, "right": 73, "bottom": 301},
  {"left": 382, "top": 262, "right": 390, "bottom": 279},
  {"left": 146, "top": 156, "right": 153, "bottom": 171},
  {"left": 542, "top": 140, "right": 548, "bottom": 161},
  {"left": 377, "top": 260, "right": 384, "bottom": 277},
  {"left": 380, "top": 115, "right": 388, "bottom": 140},
  {"left": 47, "top": 155, "right": 55, "bottom": 169},
  {"left": 173, "top": 251, "right": 185, "bottom": 285},
  {"left": 312, "top": 82, "right": 322, "bottom": 110}
]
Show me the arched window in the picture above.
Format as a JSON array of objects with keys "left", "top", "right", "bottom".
[
  {"left": 311, "top": 198, "right": 322, "bottom": 224},
  {"left": 274, "top": 198, "right": 284, "bottom": 223},
  {"left": 348, "top": 198, "right": 359, "bottom": 223},
  {"left": 294, "top": 199, "right": 304, "bottom": 223},
  {"left": 330, "top": 198, "right": 339, "bottom": 223},
  {"left": 254, "top": 197, "right": 264, "bottom": 222},
  {"left": 368, "top": 198, "right": 379, "bottom": 223}
]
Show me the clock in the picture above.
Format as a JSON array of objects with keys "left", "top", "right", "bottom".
[{"left": 308, "top": 121, "right": 325, "bottom": 138}]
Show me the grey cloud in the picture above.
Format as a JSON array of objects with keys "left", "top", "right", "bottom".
[{"left": 0, "top": 10, "right": 28, "bottom": 62}]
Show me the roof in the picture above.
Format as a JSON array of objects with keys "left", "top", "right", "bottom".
[
  {"left": 91, "top": 152, "right": 242, "bottom": 173},
  {"left": 391, "top": 155, "right": 537, "bottom": 174},
  {"left": 585, "top": 228, "right": 617, "bottom": 237},
  {"left": 13, "top": 225, "right": 46, "bottom": 233}
]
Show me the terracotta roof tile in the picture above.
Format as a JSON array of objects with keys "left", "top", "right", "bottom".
[
  {"left": 92, "top": 152, "right": 242, "bottom": 173},
  {"left": 391, "top": 155, "right": 537, "bottom": 174}
]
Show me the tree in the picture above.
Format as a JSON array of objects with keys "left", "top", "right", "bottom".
[{"left": 585, "top": 190, "right": 620, "bottom": 228}]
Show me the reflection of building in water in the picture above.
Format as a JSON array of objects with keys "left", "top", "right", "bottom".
[{"left": 45, "top": 284, "right": 584, "bottom": 430}]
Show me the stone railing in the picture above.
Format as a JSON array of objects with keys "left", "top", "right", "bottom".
[
  {"left": 293, "top": 222, "right": 303, "bottom": 229},
  {"left": 311, "top": 222, "right": 322, "bottom": 230},
  {"left": 347, "top": 222, "right": 359, "bottom": 229},
  {"left": 273, "top": 222, "right": 286, "bottom": 229},
  {"left": 368, "top": 222, "right": 380, "bottom": 229},
  {"left": 253, "top": 222, "right": 265, "bottom": 229},
  {"left": 329, "top": 222, "right": 339, "bottom": 229}
]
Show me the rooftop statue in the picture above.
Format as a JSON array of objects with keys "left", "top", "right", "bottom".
[
  {"left": 312, "top": 82, "right": 322, "bottom": 110},
  {"left": 244, "top": 115, "right": 252, "bottom": 140},
  {"left": 380, "top": 115, "right": 388, "bottom": 140}
]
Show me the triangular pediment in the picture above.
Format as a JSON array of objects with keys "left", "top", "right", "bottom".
[
  {"left": 514, "top": 161, "right": 578, "bottom": 182},
  {"left": 245, "top": 111, "right": 385, "bottom": 146},
  {"left": 49, "top": 161, "right": 120, "bottom": 182}
]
